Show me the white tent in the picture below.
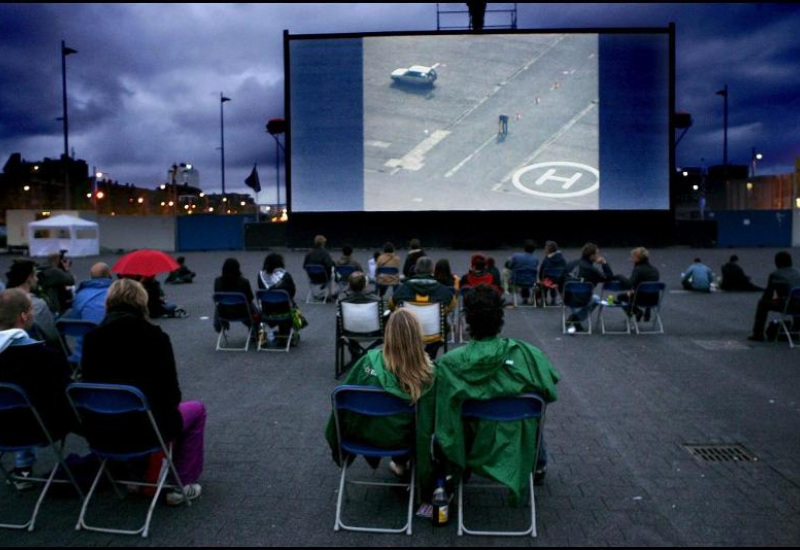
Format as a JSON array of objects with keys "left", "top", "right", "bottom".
[{"left": 27, "top": 215, "right": 100, "bottom": 257}]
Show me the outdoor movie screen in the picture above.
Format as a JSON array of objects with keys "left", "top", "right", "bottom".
[{"left": 287, "top": 30, "right": 671, "bottom": 212}]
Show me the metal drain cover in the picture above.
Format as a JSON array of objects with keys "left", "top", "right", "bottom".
[{"left": 684, "top": 443, "right": 758, "bottom": 462}]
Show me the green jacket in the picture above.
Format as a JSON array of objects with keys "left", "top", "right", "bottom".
[
  {"left": 434, "top": 337, "right": 560, "bottom": 502},
  {"left": 324, "top": 349, "right": 436, "bottom": 501}
]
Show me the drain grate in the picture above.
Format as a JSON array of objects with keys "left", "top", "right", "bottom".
[{"left": 684, "top": 443, "right": 758, "bottom": 463}]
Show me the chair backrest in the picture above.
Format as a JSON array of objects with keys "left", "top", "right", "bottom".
[
  {"left": 305, "top": 264, "right": 330, "bottom": 284},
  {"left": 376, "top": 266, "right": 399, "bottom": 280},
  {"left": 563, "top": 281, "right": 594, "bottom": 308},
  {"left": 512, "top": 267, "right": 537, "bottom": 287},
  {"left": 56, "top": 319, "right": 98, "bottom": 338},
  {"left": 339, "top": 300, "right": 383, "bottom": 335},
  {"left": 213, "top": 292, "right": 253, "bottom": 322},
  {"left": 401, "top": 301, "right": 444, "bottom": 344},
  {"left": 335, "top": 265, "right": 357, "bottom": 281},
  {"left": 66, "top": 383, "right": 165, "bottom": 459},
  {"left": 540, "top": 266, "right": 565, "bottom": 281},
  {"left": 257, "top": 289, "right": 292, "bottom": 320},
  {"left": 0, "top": 382, "right": 53, "bottom": 450},
  {"left": 461, "top": 393, "right": 545, "bottom": 422},
  {"left": 632, "top": 281, "right": 665, "bottom": 309},
  {"left": 785, "top": 287, "right": 800, "bottom": 316}
]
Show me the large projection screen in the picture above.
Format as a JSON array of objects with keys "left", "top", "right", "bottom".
[{"left": 287, "top": 29, "right": 671, "bottom": 213}]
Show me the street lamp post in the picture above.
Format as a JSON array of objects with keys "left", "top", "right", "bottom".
[
  {"left": 220, "top": 93, "right": 231, "bottom": 203},
  {"left": 266, "top": 118, "right": 286, "bottom": 214},
  {"left": 750, "top": 147, "right": 763, "bottom": 178},
  {"left": 716, "top": 84, "right": 728, "bottom": 168},
  {"left": 61, "top": 40, "right": 77, "bottom": 210}
]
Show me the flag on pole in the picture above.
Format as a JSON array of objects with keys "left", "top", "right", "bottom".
[{"left": 245, "top": 164, "right": 261, "bottom": 193}]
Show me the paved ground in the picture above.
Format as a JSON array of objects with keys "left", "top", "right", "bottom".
[
  {"left": 1, "top": 246, "right": 799, "bottom": 546},
  {"left": 363, "top": 34, "right": 600, "bottom": 211}
]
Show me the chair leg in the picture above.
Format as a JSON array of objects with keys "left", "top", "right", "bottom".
[{"left": 333, "top": 463, "right": 347, "bottom": 531}]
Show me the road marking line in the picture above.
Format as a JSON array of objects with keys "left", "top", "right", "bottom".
[
  {"left": 365, "top": 140, "right": 391, "bottom": 149},
  {"left": 501, "top": 101, "right": 598, "bottom": 184},
  {"left": 384, "top": 130, "right": 450, "bottom": 172},
  {"left": 492, "top": 183, "right": 503, "bottom": 191},
  {"left": 445, "top": 132, "right": 498, "bottom": 178}
]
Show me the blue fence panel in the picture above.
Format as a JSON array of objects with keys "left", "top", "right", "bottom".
[
  {"left": 177, "top": 214, "right": 257, "bottom": 251},
  {"left": 709, "top": 210, "right": 793, "bottom": 248}
]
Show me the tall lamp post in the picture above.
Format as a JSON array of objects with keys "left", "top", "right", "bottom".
[
  {"left": 219, "top": 93, "right": 231, "bottom": 203},
  {"left": 266, "top": 118, "right": 286, "bottom": 213},
  {"left": 750, "top": 147, "right": 762, "bottom": 178},
  {"left": 61, "top": 40, "right": 77, "bottom": 209},
  {"left": 716, "top": 84, "right": 728, "bottom": 168}
]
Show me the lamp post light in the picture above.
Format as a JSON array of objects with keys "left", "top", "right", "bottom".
[
  {"left": 751, "top": 147, "right": 763, "bottom": 178},
  {"left": 220, "top": 93, "right": 231, "bottom": 205},
  {"left": 61, "top": 40, "right": 77, "bottom": 210}
]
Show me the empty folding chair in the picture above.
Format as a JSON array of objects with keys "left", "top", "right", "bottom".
[
  {"left": 257, "top": 289, "right": 295, "bottom": 352},
  {"left": 305, "top": 264, "right": 332, "bottom": 304},
  {"left": 457, "top": 393, "right": 547, "bottom": 538},
  {"left": 335, "top": 300, "right": 385, "bottom": 378},
  {"left": 631, "top": 282, "right": 666, "bottom": 335},
  {"left": 66, "top": 383, "right": 190, "bottom": 538},
  {"left": 212, "top": 292, "right": 257, "bottom": 351},
  {"left": 562, "top": 281, "right": 594, "bottom": 334},
  {"left": 0, "top": 383, "right": 83, "bottom": 531},
  {"left": 330, "top": 386, "right": 416, "bottom": 535}
]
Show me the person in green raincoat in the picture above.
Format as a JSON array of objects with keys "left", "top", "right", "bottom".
[
  {"left": 434, "top": 284, "right": 560, "bottom": 504},
  {"left": 325, "top": 308, "right": 436, "bottom": 503}
]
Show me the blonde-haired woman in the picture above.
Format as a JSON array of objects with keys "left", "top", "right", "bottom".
[
  {"left": 325, "top": 308, "right": 435, "bottom": 504},
  {"left": 81, "top": 278, "right": 207, "bottom": 505}
]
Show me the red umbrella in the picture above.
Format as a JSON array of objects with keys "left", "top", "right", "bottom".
[{"left": 112, "top": 250, "right": 180, "bottom": 278}]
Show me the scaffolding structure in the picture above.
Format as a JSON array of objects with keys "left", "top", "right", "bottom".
[{"left": 436, "top": 3, "right": 518, "bottom": 31}]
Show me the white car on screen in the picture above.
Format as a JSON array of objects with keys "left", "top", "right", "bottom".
[{"left": 391, "top": 65, "right": 437, "bottom": 86}]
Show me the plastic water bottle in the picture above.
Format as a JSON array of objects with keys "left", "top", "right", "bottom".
[{"left": 431, "top": 479, "right": 449, "bottom": 526}]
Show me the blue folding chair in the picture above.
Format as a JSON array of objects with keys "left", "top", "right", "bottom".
[
  {"left": 334, "top": 265, "right": 357, "bottom": 295},
  {"left": 457, "top": 393, "right": 547, "bottom": 538},
  {"left": 375, "top": 266, "right": 400, "bottom": 299},
  {"left": 631, "top": 282, "right": 666, "bottom": 335},
  {"left": 55, "top": 318, "right": 98, "bottom": 372},
  {"left": 257, "top": 289, "right": 295, "bottom": 352},
  {"left": 331, "top": 386, "right": 416, "bottom": 535},
  {"left": 213, "top": 292, "right": 257, "bottom": 351},
  {"left": 305, "top": 264, "right": 332, "bottom": 304},
  {"left": 597, "top": 280, "right": 631, "bottom": 335},
  {"left": 510, "top": 267, "right": 538, "bottom": 307},
  {"left": 0, "top": 383, "right": 83, "bottom": 531},
  {"left": 66, "top": 383, "right": 189, "bottom": 538},
  {"left": 562, "top": 281, "right": 594, "bottom": 334},
  {"left": 536, "top": 266, "right": 565, "bottom": 308}
]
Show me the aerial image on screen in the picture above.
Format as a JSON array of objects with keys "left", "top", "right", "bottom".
[{"left": 364, "top": 34, "right": 598, "bottom": 211}]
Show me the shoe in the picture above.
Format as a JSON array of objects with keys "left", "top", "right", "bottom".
[
  {"left": 9, "top": 467, "right": 34, "bottom": 491},
  {"left": 165, "top": 483, "right": 202, "bottom": 506},
  {"left": 534, "top": 466, "right": 547, "bottom": 486}
]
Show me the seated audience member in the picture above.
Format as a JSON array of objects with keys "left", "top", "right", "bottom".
[
  {"left": 504, "top": 239, "right": 540, "bottom": 303},
  {"left": 486, "top": 257, "right": 502, "bottom": 290},
  {"left": 214, "top": 258, "right": 258, "bottom": 334},
  {"left": 336, "top": 244, "right": 363, "bottom": 273},
  {"left": 460, "top": 254, "right": 499, "bottom": 291},
  {"left": 536, "top": 241, "right": 567, "bottom": 306},
  {"left": 258, "top": 253, "right": 298, "bottom": 343},
  {"left": 165, "top": 256, "right": 196, "bottom": 284},
  {"left": 339, "top": 271, "right": 379, "bottom": 303},
  {"left": 720, "top": 255, "right": 763, "bottom": 292},
  {"left": 434, "top": 259, "right": 459, "bottom": 291},
  {"left": 5, "top": 260, "right": 61, "bottom": 350},
  {"left": 325, "top": 309, "right": 435, "bottom": 506},
  {"left": 434, "top": 285, "right": 560, "bottom": 501},
  {"left": 402, "top": 239, "right": 426, "bottom": 279},
  {"left": 81, "top": 279, "right": 206, "bottom": 505},
  {"left": 141, "top": 275, "right": 181, "bottom": 318},
  {"left": 0, "top": 289, "right": 75, "bottom": 487},
  {"left": 38, "top": 252, "right": 76, "bottom": 314},
  {"left": 748, "top": 251, "right": 800, "bottom": 342},
  {"left": 303, "top": 235, "right": 335, "bottom": 299},
  {"left": 562, "top": 243, "right": 614, "bottom": 330},
  {"left": 367, "top": 251, "right": 380, "bottom": 282},
  {"left": 614, "top": 247, "right": 660, "bottom": 319},
  {"left": 681, "top": 258, "right": 715, "bottom": 292},
  {"left": 375, "top": 242, "right": 402, "bottom": 297},
  {"left": 62, "top": 262, "right": 113, "bottom": 363}
]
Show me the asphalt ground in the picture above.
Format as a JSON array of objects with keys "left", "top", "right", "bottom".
[
  {"left": 363, "top": 34, "right": 600, "bottom": 211},
  {"left": 1, "top": 246, "right": 799, "bottom": 546}
]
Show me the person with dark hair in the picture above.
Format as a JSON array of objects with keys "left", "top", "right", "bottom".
[
  {"left": 561, "top": 243, "right": 614, "bottom": 331},
  {"left": 536, "top": 241, "right": 567, "bottom": 306},
  {"left": 460, "top": 253, "right": 499, "bottom": 291},
  {"left": 614, "top": 247, "right": 660, "bottom": 320},
  {"left": 38, "top": 252, "right": 75, "bottom": 313},
  {"left": 402, "top": 239, "right": 426, "bottom": 279},
  {"left": 258, "top": 253, "right": 298, "bottom": 344},
  {"left": 303, "top": 235, "right": 335, "bottom": 300},
  {"left": 141, "top": 275, "right": 182, "bottom": 318},
  {"left": 4, "top": 259, "right": 60, "bottom": 349},
  {"left": 339, "top": 271, "right": 378, "bottom": 303},
  {"left": 681, "top": 258, "right": 715, "bottom": 292},
  {"left": 720, "top": 255, "right": 762, "bottom": 292},
  {"left": 214, "top": 258, "right": 257, "bottom": 333},
  {"left": 748, "top": 251, "right": 800, "bottom": 342},
  {"left": 504, "top": 240, "right": 539, "bottom": 303},
  {"left": 434, "top": 258, "right": 458, "bottom": 291},
  {"left": 485, "top": 257, "right": 502, "bottom": 290},
  {"left": 375, "top": 242, "right": 401, "bottom": 296},
  {"left": 336, "top": 244, "right": 363, "bottom": 273},
  {"left": 166, "top": 256, "right": 196, "bottom": 285},
  {"left": 434, "top": 284, "right": 560, "bottom": 500}
]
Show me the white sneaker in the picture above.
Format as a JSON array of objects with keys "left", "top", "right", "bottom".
[{"left": 165, "top": 483, "right": 202, "bottom": 506}]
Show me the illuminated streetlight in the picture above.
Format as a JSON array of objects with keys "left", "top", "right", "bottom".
[
  {"left": 682, "top": 171, "right": 688, "bottom": 177},
  {"left": 86, "top": 193, "right": 92, "bottom": 198},
  {"left": 240, "top": 201, "right": 246, "bottom": 206},
  {"left": 199, "top": 192, "right": 205, "bottom": 198},
  {"left": 222, "top": 197, "right": 227, "bottom": 203},
  {"left": 184, "top": 204, "right": 189, "bottom": 210},
  {"left": 96, "top": 172, "right": 103, "bottom": 179},
  {"left": 168, "top": 201, "right": 174, "bottom": 207},
  {"left": 692, "top": 185, "right": 699, "bottom": 191},
  {"left": 137, "top": 197, "right": 144, "bottom": 204},
  {"left": 160, "top": 184, "right": 166, "bottom": 190},
  {"left": 208, "top": 207, "right": 214, "bottom": 212},
  {"left": 746, "top": 182, "right": 754, "bottom": 191},
  {"left": 160, "top": 201, "right": 166, "bottom": 206},
  {"left": 96, "top": 191, "right": 105, "bottom": 200},
  {"left": 23, "top": 185, "right": 30, "bottom": 192}
]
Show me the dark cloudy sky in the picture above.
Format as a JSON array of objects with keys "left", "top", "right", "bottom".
[{"left": 1, "top": 3, "right": 798, "bottom": 201}]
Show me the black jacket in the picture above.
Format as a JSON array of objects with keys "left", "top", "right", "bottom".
[
  {"left": 616, "top": 259, "right": 660, "bottom": 291},
  {"left": 390, "top": 275, "right": 456, "bottom": 313},
  {"left": 562, "top": 258, "right": 614, "bottom": 289}
]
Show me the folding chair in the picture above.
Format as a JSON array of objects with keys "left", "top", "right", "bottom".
[
  {"left": 510, "top": 267, "right": 538, "bottom": 307},
  {"left": 334, "top": 265, "right": 357, "bottom": 296},
  {"left": 597, "top": 281, "right": 631, "bottom": 335},
  {"left": 305, "top": 264, "right": 332, "bottom": 304},
  {"left": 457, "top": 393, "right": 547, "bottom": 538},
  {"left": 66, "top": 383, "right": 189, "bottom": 538},
  {"left": 0, "top": 383, "right": 83, "bottom": 531},
  {"left": 257, "top": 289, "right": 295, "bottom": 352},
  {"left": 455, "top": 286, "right": 473, "bottom": 344},
  {"left": 400, "top": 301, "right": 448, "bottom": 357},
  {"left": 55, "top": 318, "right": 98, "bottom": 373},
  {"left": 212, "top": 292, "right": 257, "bottom": 351},
  {"left": 562, "top": 281, "right": 594, "bottom": 334},
  {"left": 769, "top": 287, "right": 800, "bottom": 348},
  {"left": 536, "top": 267, "right": 565, "bottom": 308},
  {"left": 630, "top": 282, "right": 666, "bottom": 335},
  {"left": 336, "top": 300, "right": 385, "bottom": 379},
  {"left": 331, "top": 386, "right": 416, "bottom": 535},
  {"left": 375, "top": 266, "right": 400, "bottom": 299}
]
